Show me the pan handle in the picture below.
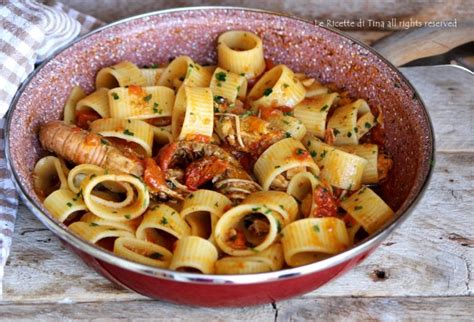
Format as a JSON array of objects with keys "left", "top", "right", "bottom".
[{"left": 372, "top": 25, "right": 473, "bottom": 67}]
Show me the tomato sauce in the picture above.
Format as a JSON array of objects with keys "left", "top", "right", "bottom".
[
  {"left": 84, "top": 134, "right": 100, "bottom": 146},
  {"left": 311, "top": 186, "right": 338, "bottom": 218},
  {"left": 184, "top": 134, "right": 211, "bottom": 143},
  {"left": 146, "top": 117, "right": 172, "bottom": 127},
  {"left": 75, "top": 110, "right": 101, "bottom": 129},
  {"left": 128, "top": 85, "right": 145, "bottom": 96},
  {"left": 184, "top": 156, "right": 228, "bottom": 191},
  {"left": 293, "top": 147, "right": 310, "bottom": 160},
  {"left": 259, "top": 106, "right": 293, "bottom": 120}
]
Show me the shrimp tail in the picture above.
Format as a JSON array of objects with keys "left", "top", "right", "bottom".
[{"left": 39, "top": 120, "right": 143, "bottom": 176}]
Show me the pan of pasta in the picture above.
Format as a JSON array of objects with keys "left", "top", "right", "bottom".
[{"left": 5, "top": 7, "right": 434, "bottom": 306}]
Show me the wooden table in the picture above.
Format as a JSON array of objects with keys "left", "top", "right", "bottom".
[{"left": 0, "top": 64, "right": 472, "bottom": 320}]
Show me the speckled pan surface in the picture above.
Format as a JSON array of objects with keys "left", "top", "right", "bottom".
[{"left": 7, "top": 7, "right": 433, "bottom": 272}]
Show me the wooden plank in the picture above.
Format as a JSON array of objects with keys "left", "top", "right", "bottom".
[
  {"left": 1, "top": 202, "right": 142, "bottom": 304},
  {"left": 2, "top": 151, "right": 472, "bottom": 303},
  {"left": 400, "top": 66, "right": 474, "bottom": 151},
  {"left": 57, "top": 0, "right": 473, "bottom": 30},
  {"left": 275, "top": 297, "right": 474, "bottom": 321},
  {"left": 373, "top": 27, "right": 474, "bottom": 67},
  {"left": 0, "top": 300, "right": 274, "bottom": 321}
]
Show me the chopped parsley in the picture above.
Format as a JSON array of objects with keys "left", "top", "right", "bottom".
[
  {"left": 160, "top": 217, "right": 168, "bottom": 225},
  {"left": 354, "top": 127, "right": 358, "bottom": 133},
  {"left": 313, "top": 224, "right": 320, "bottom": 233},
  {"left": 347, "top": 131, "right": 352, "bottom": 137},
  {"left": 263, "top": 88, "right": 273, "bottom": 96},
  {"left": 333, "top": 128, "right": 340, "bottom": 136},
  {"left": 66, "top": 202, "right": 72, "bottom": 207},
  {"left": 214, "top": 95, "right": 225, "bottom": 104},
  {"left": 100, "top": 138, "right": 109, "bottom": 145},
  {"left": 188, "top": 194, "right": 194, "bottom": 199},
  {"left": 354, "top": 206, "right": 363, "bottom": 211},
  {"left": 149, "top": 252, "right": 163, "bottom": 260},
  {"left": 123, "top": 129, "right": 134, "bottom": 136},
  {"left": 320, "top": 150, "right": 328, "bottom": 159},
  {"left": 251, "top": 207, "right": 261, "bottom": 212},
  {"left": 143, "top": 94, "right": 152, "bottom": 102},
  {"left": 295, "top": 148, "right": 305, "bottom": 155},
  {"left": 124, "top": 214, "right": 131, "bottom": 219},
  {"left": 277, "top": 220, "right": 282, "bottom": 233},
  {"left": 274, "top": 165, "right": 281, "bottom": 169},
  {"left": 320, "top": 104, "right": 329, "bottom": 112},
  {"left": 365, "top": 122, "right": 372, "bottom": 129},
  {"left": 285, "top": 132, "right": 291, "bottom": 138},
  {"left": 111, "top": 92, "right": 119, "bottom": 100},
  {"left": 310, "top": 150, "right": 317, "bottom": 157},
  {"left": 215, "top": 71, "right": 227, "bottom": 82},
  {"left": 89, "top": 222, "right": 99, "bottom": 227}
]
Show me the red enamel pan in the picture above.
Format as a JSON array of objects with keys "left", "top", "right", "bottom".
[{"left": 5, "top": 7, "right": 434, "bottom": 306}]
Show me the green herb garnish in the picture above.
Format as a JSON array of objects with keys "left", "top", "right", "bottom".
[
  {"left": 263, "top": 88, "right": 273, "bottom": 96},
  {"left": 215, "top": 71, "right": 227, "bottom": 82},
  {"left": 123, "top": 129, "right": 134, "bottom": 136},
  {"left": 149, "top": 252, "right": 163, "bottom": 259}
]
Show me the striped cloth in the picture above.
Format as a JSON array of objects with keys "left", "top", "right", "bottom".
[{"left": 0, "top": 0, "right": 103, "bottom": 294}]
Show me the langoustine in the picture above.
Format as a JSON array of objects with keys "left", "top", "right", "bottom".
[{"left": 39, "top": 120, "right": 144, "bottom": 176}]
